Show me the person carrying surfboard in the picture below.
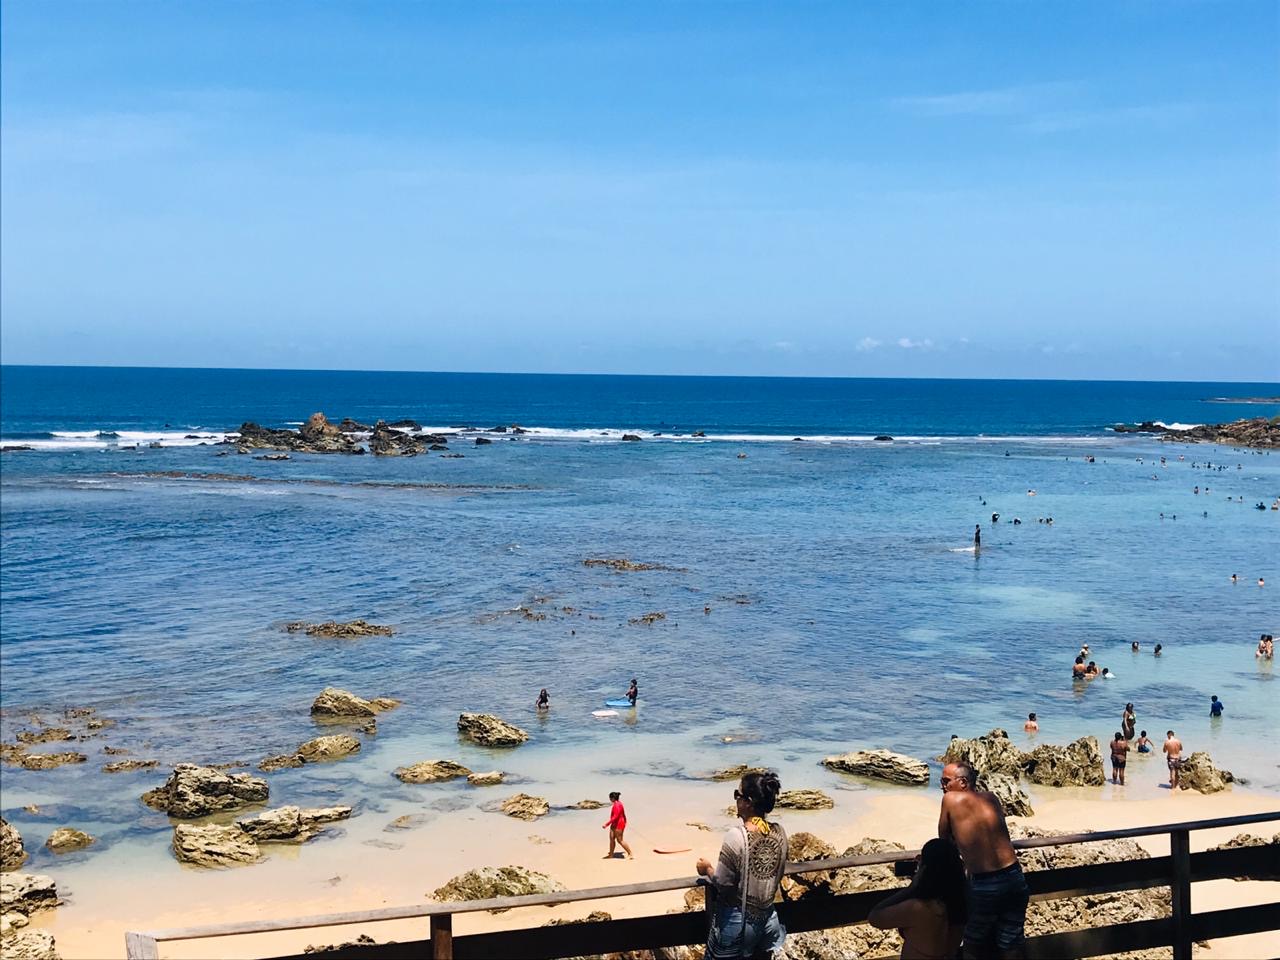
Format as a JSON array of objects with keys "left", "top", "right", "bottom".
[{"left": 603, "top": 791, "right": 633, "bottom": 859}]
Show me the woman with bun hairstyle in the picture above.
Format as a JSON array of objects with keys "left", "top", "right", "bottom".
[
  {"left": 696, "top": 771, "right": 789, "bottom": 959},
  {"left": 868, "top": 837, "right": 966, "bottom": 959}
]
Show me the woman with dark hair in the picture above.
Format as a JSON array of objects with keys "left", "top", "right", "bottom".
[
  {"left": 868, "top": 838, "right": 967, "bottom": 959},
  {"left": 695, "top": 771, "right": 788, "bottom": 959}
]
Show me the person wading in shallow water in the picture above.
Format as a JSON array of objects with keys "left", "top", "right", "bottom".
[{"left": 939, "top": 762, "right": 1029, "bottom": 959}]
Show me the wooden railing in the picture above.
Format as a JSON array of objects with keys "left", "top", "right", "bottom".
[{"left": 125, "top": 811, "right": 1280, "bottom": 960}]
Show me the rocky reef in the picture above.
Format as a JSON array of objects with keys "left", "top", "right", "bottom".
[
  {"left": 286, "top": 620, "right": 395, "bottom": 638},
  {"left": 457, "top": 713, "right": 529, "bottom": 747},
  {"left": 1113, "top": 416, "right": 1279, "bottom": 448},
  {"left": 141, "top": 764, "right": 270, "bottom": 818}
]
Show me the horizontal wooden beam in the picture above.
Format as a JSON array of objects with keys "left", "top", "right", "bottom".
[{"left": 130, "top": 810, "right": 1279, "bottom": 951}]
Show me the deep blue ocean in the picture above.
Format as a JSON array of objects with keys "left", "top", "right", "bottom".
[{"left": 1, "top": 366, "right": 1277, "bottom": 849}]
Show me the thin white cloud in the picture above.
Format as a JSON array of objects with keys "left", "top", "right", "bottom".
[
  {"left": 856, "top": 337, "right": 882, "bottom": 352},
  {"left": 890, "top": 82, "right": 1077, "bottom": 117},
  {"left": 896, "top": 337, "right": 934, "bottom": 350}
]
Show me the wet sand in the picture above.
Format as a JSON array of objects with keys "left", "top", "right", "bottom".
[{"left": 26, "top": 761, "right": 1280, "bottom": 960}]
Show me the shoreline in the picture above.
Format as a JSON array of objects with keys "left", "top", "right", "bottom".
[{"left": 15, "top": 764, "right": 1280, "bottom": 960}]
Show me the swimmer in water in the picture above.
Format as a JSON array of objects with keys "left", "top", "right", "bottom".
[
  {"left": 535, "top": 688, "right": 550, "bottom": 710},
  {"left": 1131, "top": 641, "right": 1140, "bottom": 652},
  {"left": 1154, "top": 644, "right": 1163, "bottom": 657},
  {"left": 1135, "top": 731, "right": 1152, "bottom": 753},
  {"left": 1231, "top": 574, "right": 1238, "bottom": 584},
  {"left": 974, "top": 524, "right": 981, "bottom": 549},
  {"left": 1100, "top": 667, "right": 1115, "bottom": 679},
  {"left": 1084, "top": 661, "right": 1099, "bottom": 679},
  {"left": 1024, "top": 712, "right": 1038, "bottom": 733},
  {"left": 1072, "top": 656, "right": 1087, "bottom": 680}
]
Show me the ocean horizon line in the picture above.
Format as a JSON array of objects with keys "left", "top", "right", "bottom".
[{"left": 2, "top": 362, "right": 1277, "bottom": 388}]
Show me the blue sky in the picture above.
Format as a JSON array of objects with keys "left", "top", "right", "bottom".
[{"left": 2, "top": 2, "right": 1277, "bottom": 380}]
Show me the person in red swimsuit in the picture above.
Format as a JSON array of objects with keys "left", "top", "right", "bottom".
[{"left": 603, "top": 790, "right": 634, "bottom": 859}]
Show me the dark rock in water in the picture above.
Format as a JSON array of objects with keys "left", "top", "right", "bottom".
[
  {"left": 874, "top": 435, "right": 894, "bottom": 442},
  {"left": 142, "top": 763, "right": 269, "bottom": 818},
  {"left": 792, "top": 437, "right": 805, "bottom": 442},
  {"left": 387, "top": 419, "right": 421, "bottom": 430},
  {"left": 285, "top": 619, "right": 394, "bottom": 638},
  {"left": 583, "top": 557, "right": 688, "bottom": 573},
  {"left": 338, "top": 418, "right": 372, "bottom": 432},
  {"left": 511, "top": 425, "right": 528, "bottom": 434},
  {"left": 488, "top": 425, "right": 508, "bottom": 433},
  {"left": 253, "top": 454, "right": 290, "bottom": 461},
  {"left": 1, "top": 817, "right": 27, "bottom": 869},
  {"left": 369, "top": 421, "right": 426, "bottom": 457},
  {"left": 236, "top": 416, "right": 362, "bottom": 455},
  {"left": 0, "top": 445, "right": 34, "bottom": 452},
  {"left": 429, "top": 444, "right": 448, "bottom": 451},
  {"left": 691, "top": 431, "right": 706, "bottom": 437},
  {"left": 474, "top": 437, "right": 493, "bottom": 446},
  {"left": 441, "top": 453, "right": 465, "bottom": 458},
  {"left": 1113, "top": 416, "right": 1279, "bottom": 449},
  {"left": 621, "top": 434, "right": 642, "bottom": 441}
]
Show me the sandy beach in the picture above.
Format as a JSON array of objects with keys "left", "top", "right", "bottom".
[{"left": 20, "top": 760, "right": 1279, "bottom": 960}]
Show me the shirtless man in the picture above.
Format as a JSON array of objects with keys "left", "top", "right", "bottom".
[
  {"left": 939, "top": 762, "right": 1028, "bottom": 958},
  {"left": 1023, "top": 712, "right": 1038, "bottom": 733},
  {"left": 1163, "top": 730, "right": 1183, "bottom": 788},
  {"left": 1109, "top": 732, "right": 1129, "bottom": 786}
]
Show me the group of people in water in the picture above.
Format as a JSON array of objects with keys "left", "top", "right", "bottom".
[
  {"left": 1257, "top": 634, "right": 1275, "bottom": 659},
  {"left": 689, "top": 766, "right": 1027, "bottom": 959}
]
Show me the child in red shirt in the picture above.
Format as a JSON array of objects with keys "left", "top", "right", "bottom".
[{"left": 603, "top": 791, "right": 634, "bottom": 859}]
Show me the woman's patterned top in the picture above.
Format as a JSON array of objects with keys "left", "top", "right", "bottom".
[{"left": 709, "top": 819, "right": 789, "bottom": 919}]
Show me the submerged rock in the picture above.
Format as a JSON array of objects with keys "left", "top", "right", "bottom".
[
  {"left": 15, "top": 728, "right": 73, "bottom": 745},
  {"left": 236, "top": 806, "right": 351, "bottom": 843},
  {"left": 285, "top": 619, "right": 395, "bottom": 638},
  {"left": 941, "top": 729, "right": 1027, "bottom": 779},
  {"left": 172, "top": 823, "right": 262, "bottom": 868},
  {"left": 394, "top": 760, "right": 472, "bottom": 784},
  {"left": 704, "top": 764, "right": 770, "bottom": 781},
  {"left": 457, "top": 713, "right": 529, "bottom": 747},
  {"left": 566, "top": 799, "right": 606, "bottom": 810},
  {"left": 296, "top": 735, "right": 361, "bottom": 762},
  {"left": 1021, "top": 737, "right": 1105, "bottom": 787},
  {"left": 821, "top": 749, "right": 930, "bottom": 785},
  {"left": 1177, "top": 752, "right": 1235, "bottom": 794},
  {"left": 499, "top": 794, "right": 550, "bottom": 821},
  {"left": 582, "top": 557, "right": 689, "bottom": 573},
  {"left": 466, "top": 771, "right": 504, "bottom": 786},
  {"left": 142, "top": 764, "right": 269, "bottom": 818},
  {"left": 258, "top": 754, "right": 306, "bottom": 772},
  {"left": 433, "top": 866, "right": 564, "bottom": 911},
  {"left": 13, "top": 753, "right": 87, "bottom": 771},
  {"left": 44, "top": 829, "right": 94, "bottom": 853},
  {"left": 102, "top": 759, "right": 159, "bottom": 773},
  {"left": 1, "top": 818, "right": 26, "bottom": 870}
]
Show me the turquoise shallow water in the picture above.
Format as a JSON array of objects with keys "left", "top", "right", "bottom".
[{"left": 0, "top": 368, "right": 1277, "bottom": 859}]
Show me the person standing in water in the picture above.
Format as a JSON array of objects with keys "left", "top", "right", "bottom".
[
  {"left": 1164, "top": 731, "right": 1183, "bottom": 788},
  {"left": 1210, "top": 695, "right": 1224, "bottom": 718},
  {"left": 1121, "top": 703, "right": 1136, "bottom": 741},
  {"left": 535, "top": 688, "right": 550, "bottom": 710},
  {"left": 1109, "top": 732, "right": 1129, "bottom": 786},
  {"left": 626, "top": 678, "right": 639, "bottom": 706},
  {"left": 974, "top": 524, "right": 981, "bottom": 550},
  {"left": 1023, "top": 712, "right": 1038, "bottom": 733},
  {"left": 602, "top": 791, "right": 633, "bottom": 859}
]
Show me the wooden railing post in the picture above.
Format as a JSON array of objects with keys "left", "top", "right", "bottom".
[
  {"left": 431, "top": 912, "right": 453, "bottom": 959},
  {"left": 1170, "top": 828, "right": 1192, "bottom": 960},
  {"left": 124, "top": 932, "right": 160, "bottom": 959}
]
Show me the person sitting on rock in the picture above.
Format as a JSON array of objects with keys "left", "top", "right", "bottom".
[{"left": 869, "top": 838, "right": 967, "bottom": 960}]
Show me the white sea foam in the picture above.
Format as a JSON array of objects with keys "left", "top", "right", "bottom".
[
  {"left": 5, "top": 424, "right": 1115, "bottom": 451},
  {"left": 2, "top": 430, "right": 233, "bottom": 451},
  {"left": 1152, "top": 421, "right": 1202, "bottom": 432}
]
